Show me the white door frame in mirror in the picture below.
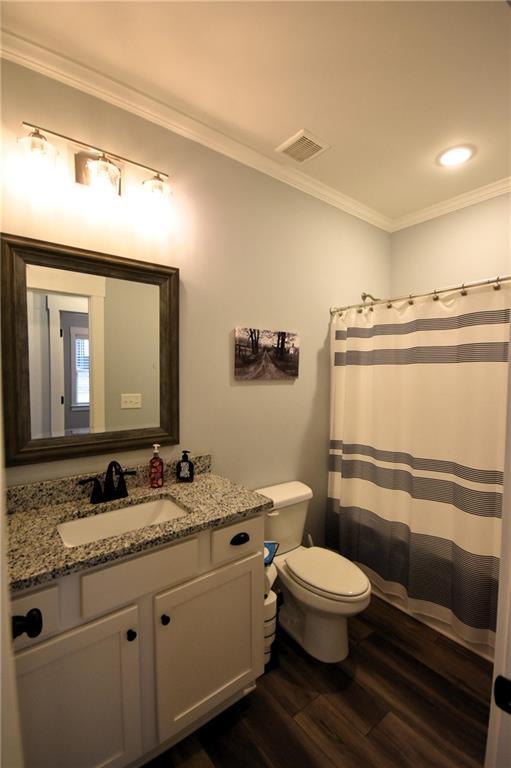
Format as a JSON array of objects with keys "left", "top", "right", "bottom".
[
  {"left": 47, "top": 294, "right": 88, "bottom": 436},
  {"left": 26, "top": 265, "right": 106, "bottom": 435}
]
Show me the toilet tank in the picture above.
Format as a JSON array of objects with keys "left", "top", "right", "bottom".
[{"left": 256, "top": 481, "right": 313, "bottom": 555}]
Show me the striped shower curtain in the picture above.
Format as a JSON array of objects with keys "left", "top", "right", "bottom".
[{"left": 327, "top": 284, "right": 510, "bottom": 651}]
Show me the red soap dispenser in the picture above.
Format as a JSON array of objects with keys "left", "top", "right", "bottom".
[{"left": 149, "top": 443, "right": 164, "bottom": 488}]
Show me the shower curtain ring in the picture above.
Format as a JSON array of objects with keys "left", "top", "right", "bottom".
[
  {"left": 461, "top": 283, "right": 467, "bottom": 296},
  {"left": 432, "top": 290, "right": 439, "bottom": 301},
  {"left": 387, "top": 301, "right": 392, "bottom": 308},
  {"left": 494, "top": 276, "right": 501, "bottom": 291},
  {"left": 408, "top": 295, "right": 414, "bottom": 305}
]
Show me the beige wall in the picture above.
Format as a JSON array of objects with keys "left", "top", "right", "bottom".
[
  {"left": 1, "top": 62, "right": 391, "bottom": 544},
  {"left": 391, "top": 194, "right": 511, "bottom": 295},
  {"left": 104, "top": 278, "right": 160, "bottom": 431}
]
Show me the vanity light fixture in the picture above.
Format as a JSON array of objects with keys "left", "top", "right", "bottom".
[
  {"left": 438, "top": 145, "right": 475, "bottom": 167},
  {"left": 19, "top": 122, "right": 170, "bottom": 197},
  {"left": 18, "top": 127, "right": 57, "bottom": 184},
  {"left": 18, "top": 127, "right": 56, "bottom": 162},
  {"left": 86, "top": 153, "right": 122, "bottom": 197},
  {"left": 142, "top": 173, "right": 170, "bottom": 199}
]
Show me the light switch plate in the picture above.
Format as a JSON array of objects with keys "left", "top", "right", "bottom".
[{"left": 121, "top": 393, "right": 142, "bottom": 409}]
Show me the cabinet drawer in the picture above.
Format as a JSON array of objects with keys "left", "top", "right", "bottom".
[
  {"left": 11, "top": 585, "right": 60, "bottom": 651},
  {"left": 81, "top": 537, "right": 199, "bottom": 618},
  {"left": 211, "top": 516, "right": 263, "bottom": 567}
]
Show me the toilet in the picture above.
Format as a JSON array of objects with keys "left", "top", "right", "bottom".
[{"left": 256, "top": 480, "right": 371, "bottom": 663}]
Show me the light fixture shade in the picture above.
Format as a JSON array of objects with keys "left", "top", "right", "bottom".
[
  {"left": 18, "top": 129, "right": 57, "bottom": 163},
  {"left": 86, "top": 153, "right": 121, "bottom": 196},
  {"left": 142, "top": 174, "right": 169, "bottom": 198}
]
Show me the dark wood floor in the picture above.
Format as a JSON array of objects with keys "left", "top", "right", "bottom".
[{"left": 146, "top": 596, "right": 493, "bottom": 768}]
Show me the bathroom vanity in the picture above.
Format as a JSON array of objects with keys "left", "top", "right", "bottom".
[{"left": 7, "top": 463, "right": 271, "bottom": 768}]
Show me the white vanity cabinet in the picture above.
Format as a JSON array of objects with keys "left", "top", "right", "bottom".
[
  {"left": 12, "top": 514, "right": 264, "bottom": 768},
  {"left": 155, "top": 552, "right": 262, "bottom": 742},
  {"left": 15, "top": 605, "right": 142, "bottom": 768}
]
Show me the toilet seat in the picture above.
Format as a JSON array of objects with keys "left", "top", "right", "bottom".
[{"left": 284, "top": 547, "right": 370, "bottom": 602}]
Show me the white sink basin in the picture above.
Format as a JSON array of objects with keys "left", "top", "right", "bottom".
[{"left": 57, "top": 498, "right": 187, "bottom": 548}]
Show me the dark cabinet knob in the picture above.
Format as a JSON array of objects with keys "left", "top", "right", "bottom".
[
  {"left": 230, "top": 532, "right": 250, "bottom": 546},
  {"left": 12, "top": 608, "right": 43, "bottom": 640},
  {"left": 126, "top": 629, "right": 137, "bottom": 642},
  {"left": 161, "top": 614, "right": 171, "bottom": 626}
]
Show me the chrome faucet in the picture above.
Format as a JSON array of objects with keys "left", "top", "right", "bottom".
[{"left": 78, "top": 461, "right": 137, "bottom": 504}]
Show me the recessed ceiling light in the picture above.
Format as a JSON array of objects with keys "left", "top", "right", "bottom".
[{"left": 438, "top": 145, "right": 475, "bottom": 167}]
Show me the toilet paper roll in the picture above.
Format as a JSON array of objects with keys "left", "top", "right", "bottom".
[
  {"left": 264, "top": 564, "right": 278, "bottom": 595},
  {"left": 264, "top": 617, "right": 276, "bottom": 637},
  {"left": 264, "top": 590, "right": 277, "bottom": 621},
  {"left": 264, "top": 632, "right": 276, "bottom": 651}
]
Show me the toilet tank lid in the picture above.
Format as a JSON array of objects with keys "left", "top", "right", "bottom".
[{"left": 255, "top": 481, "right": 313, "bottom": 509}]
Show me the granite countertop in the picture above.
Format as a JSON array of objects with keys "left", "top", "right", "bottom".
[{"left": 8, "top": 472, "right": 273, "bottom": 593}]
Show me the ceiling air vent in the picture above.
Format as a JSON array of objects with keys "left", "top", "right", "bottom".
[{"left": 276, "top": 129, "right": 330, "bottom": 164}]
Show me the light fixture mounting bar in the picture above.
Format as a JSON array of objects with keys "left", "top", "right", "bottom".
[{"left": 22, "top": 122, "right": 169, "bottom": 179}]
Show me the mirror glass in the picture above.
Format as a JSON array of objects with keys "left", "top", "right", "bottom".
[{"left": 27, "top": 266, "right": 160, "bottom": 438}]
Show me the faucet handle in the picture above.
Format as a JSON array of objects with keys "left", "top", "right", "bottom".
[{"left": 77, "top": 476, "right": 104, "bottom": 504}]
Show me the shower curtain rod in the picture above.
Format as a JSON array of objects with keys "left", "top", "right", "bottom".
[{"left": 330, "top": 274, "right": 511, "bottom": 316}]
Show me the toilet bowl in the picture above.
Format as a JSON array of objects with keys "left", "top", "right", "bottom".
[
  {"left": 274, "top": 545, "right": 370, "bottom": 662},
  {"left": 257, "top": 481, "right": 371, "bottom": 663}
]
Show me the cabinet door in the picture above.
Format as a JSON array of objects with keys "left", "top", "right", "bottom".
[
  {"left": 155, "top": 552, "right": 264, "bottom": 742},
  {"left": 15, "top": 605, "right": 142, "bottom": 768}
]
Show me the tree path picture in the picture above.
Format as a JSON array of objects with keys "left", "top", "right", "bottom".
[{"left": 234, "top": 327, "right": 300, "bottom": 380}]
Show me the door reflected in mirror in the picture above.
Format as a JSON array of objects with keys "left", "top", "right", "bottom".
[{"left": 27, "top": 265, "right": 160, "bottom": 439}]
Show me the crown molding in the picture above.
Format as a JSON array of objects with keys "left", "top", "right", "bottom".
[
  {"left": 389, "top": 177, "right": 511, "bottom": 232},
  {"left": 2, "top": 30, "right": 509, "bottom": 235},
  {"left": 0, "top": 30, "right": 393, "bottom": 232}
]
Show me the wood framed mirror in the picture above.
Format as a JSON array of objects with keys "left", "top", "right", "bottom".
[{"left": 1, "top": 234, "right": 179, "bottom": 465}]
